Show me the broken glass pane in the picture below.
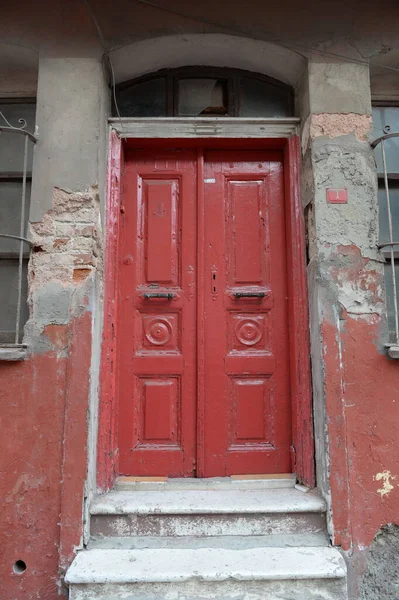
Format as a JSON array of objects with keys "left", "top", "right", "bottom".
[{"left": 178, "top": 79, "right": 228, "bottom": 116}]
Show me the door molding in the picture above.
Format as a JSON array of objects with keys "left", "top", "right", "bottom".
[
  {"left": 109, "top": 117, "right": 300, "bottom": 139},
  {"left": 97, "top": 119, "right": 314, "bottom": 491}
]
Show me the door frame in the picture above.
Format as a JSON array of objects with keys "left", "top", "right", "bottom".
[{"left": 97, "top": 117, "right": 314, "bottom": 490}]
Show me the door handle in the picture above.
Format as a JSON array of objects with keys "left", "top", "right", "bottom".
[
  {"left": 233, "top": 292, "right": 266, "bottom": 299},
  {"left": 142, "top": 293, "right": 175, "bottom": 300}
]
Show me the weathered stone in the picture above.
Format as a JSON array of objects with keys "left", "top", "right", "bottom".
[{"left": 359, "top": 525, "right": 399, "bottom": 600}]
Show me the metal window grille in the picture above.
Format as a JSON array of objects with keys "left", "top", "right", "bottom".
[
  {"left": 371, "top": 126, "right": 399, "bottom": 346},
  {"left": 0, "top": 109, "right": 36, "bottom": 345}
]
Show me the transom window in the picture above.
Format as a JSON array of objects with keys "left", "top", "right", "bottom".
[{"left": 114, "top": 67, "right": 294, "bottom": 118}]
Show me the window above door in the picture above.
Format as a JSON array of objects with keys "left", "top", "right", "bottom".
[{"left": 114, "top": 67, "right": 294, "bottom": 118}]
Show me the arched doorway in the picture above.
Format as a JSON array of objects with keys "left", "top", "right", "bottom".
[{"left": 98, "top": 58, "right": 313, "bottom": 486}]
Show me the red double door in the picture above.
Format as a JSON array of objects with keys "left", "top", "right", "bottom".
[{"left": 118, "top": 148, "right": 291, "bottom": 477}]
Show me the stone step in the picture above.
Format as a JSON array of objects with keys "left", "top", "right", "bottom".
[
  {"left": 88, "top": 531, "right": 330, "bottom": 550},
  {"left": 66, "top": 546, "right": 348, "bottom": 600},
  {"left": 90, "top": 488, "right": 326, "bottom": 538}
]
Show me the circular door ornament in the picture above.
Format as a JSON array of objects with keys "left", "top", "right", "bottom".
[
  {"left": 235, "top": 319, "right": 262, "bottom": 346},
  {"left": 145, "top": 318, "right": 172, "bottom": 346}
]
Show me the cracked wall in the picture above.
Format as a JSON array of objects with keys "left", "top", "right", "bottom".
[
  {"left": 0, "top": 8, "right": 398, "bottom": 599},
  {"left": 0, "top": 185, "right": 104, "bottom": 599},
  {"left": 302, "top": 60, "right": 399, "bottom": 599}
]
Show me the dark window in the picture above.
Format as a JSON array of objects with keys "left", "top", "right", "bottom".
[
  {"left": 116, "top": 77, "right": 167, "bottom": 117},
  {"left": 114, "top": 67, "right": 293, "bottom": 118},
  {"left": 0, "top": 100, "right": 36, "bottom": 344},
  {"left": 372, "top": 105, "right": 399, "bottom": 341}
]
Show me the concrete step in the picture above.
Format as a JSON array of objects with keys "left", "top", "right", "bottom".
[
  {"left": 90, "top": 488, "right": 326, "bottom": 538},
  {"left": 66, "top": 546, "right": 348, "bottom": 600},
  {"left": 88, "top": 532, "right": 330, "bottom": 549}
]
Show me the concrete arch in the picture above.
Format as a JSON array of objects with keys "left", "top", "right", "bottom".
[{"left": 110, "top": 34, "right": 305, "bottom": 87}]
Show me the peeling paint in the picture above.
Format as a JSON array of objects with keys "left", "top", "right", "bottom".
[
  {"left": 310, "top": 113, "right": 372, "bottom": 142},
  {"left": 375, "top": 471, "right": 396, "bottom": 498},
  {"left": 0, "top": 181, "right": 103, "bottom": 599}
]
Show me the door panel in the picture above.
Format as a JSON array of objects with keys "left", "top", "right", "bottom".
[
  {"left": 118, "top": 148, "right": 292, "bottom": 478},
  {"left": 118, "top": 150, "right": 197, "bottom": 476},
  {"left": 203, "top": 150, "right": 291, "bottom": 477}
]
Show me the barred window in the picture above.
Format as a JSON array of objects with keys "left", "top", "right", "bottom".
[
  {"left": 0, "top": 100, "right": 36, "bottom": 345},
  {"left": 372, "top": 105, "right": 399, "bottom": 344}
]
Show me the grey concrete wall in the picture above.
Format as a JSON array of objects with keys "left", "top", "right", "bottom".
[
  {"left": 300, "top": 56, "right": 378, "bottom": 507},
  {"left": 307, "top": 61, "right": 371, "bottom": 116},
  {"left": 30, "top": 57, "right": 109, "bottom": 222}
]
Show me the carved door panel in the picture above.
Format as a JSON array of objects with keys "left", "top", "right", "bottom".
[
  {"left": 118, "top": 150, "right": 197, "bottom": 476},
  {"left": 118, "top": 148, "right": 291, "bottom": 477},
  {"left": 202, "top": 150, "right": 291, "bottom": 476}
]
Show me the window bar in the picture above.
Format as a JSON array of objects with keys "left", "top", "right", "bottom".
[
  {"left": 381, "top": 139, "right": 399, "bottom": 345},
  {"left": 0, "top": 110, "right": 36, "bottom": 346},
  {"left": 15, "top": 134, "right": 29, "bottom": 344}
]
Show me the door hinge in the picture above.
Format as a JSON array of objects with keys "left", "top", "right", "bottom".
[{"left": 290, "top": 445, "right": 297, "bottom": 472}]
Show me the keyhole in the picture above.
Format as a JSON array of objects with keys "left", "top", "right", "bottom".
[{"left": 213, "top": 272, "right": 216, "bottom": 292}]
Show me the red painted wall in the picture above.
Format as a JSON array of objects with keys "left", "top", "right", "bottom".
[
  {"left": 320, "top": 246, "right": 399, "bottom": 593},
  {"left": 0, "top": 311, "right": 92, "bottom": 599},
  {"left": 2, "top": 153, "right": 398, "bottom": 600}
]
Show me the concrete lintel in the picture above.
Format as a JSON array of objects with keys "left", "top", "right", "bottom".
[{"left": 110, "top": 117, "right": 300, "bottom": 139}]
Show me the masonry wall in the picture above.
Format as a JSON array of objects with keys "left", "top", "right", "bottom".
[
  {"left": 302, "top": 60, "right": 399, "bottom": 598},
  {"left": 0, "top": 3, "right": 399, "bottom": 598},
  {"left": 0, "top": 56, "right": 108, "bottom": 598}
]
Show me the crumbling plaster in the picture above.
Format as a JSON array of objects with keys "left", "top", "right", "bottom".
[
  {"left": 0, "top": 182, "right": 104, "bottom": 598},
  {"left": 300, "top": 55, "right": 399, "bottom": 600},
  {"left": 0, "top": 4, "right": 398, "bottom": 596},
  {"left": 306, "top": 133, "right": 383, "bottom": 314},
  {"left": 27, "top": 186, "right": 103, "bottom": 351}
]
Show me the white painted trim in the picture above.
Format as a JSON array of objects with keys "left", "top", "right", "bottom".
[{"left": 108, "top": 117, "right": 300, "bottom": 139}]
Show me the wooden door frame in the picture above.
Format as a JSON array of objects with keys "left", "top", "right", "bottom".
[{"left": 97, "top": 118, "right": 314, "bottom": 491}]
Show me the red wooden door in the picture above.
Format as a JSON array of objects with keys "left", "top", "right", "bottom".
[
  {"left": 202, "top": 150, "right": 291, "bottom": 476},
  {"left": 118, "top": 148, "right": 291, "bottom": 477},
  {"left": 118, "top": 150, "right": 197, "bottom": 476}
]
